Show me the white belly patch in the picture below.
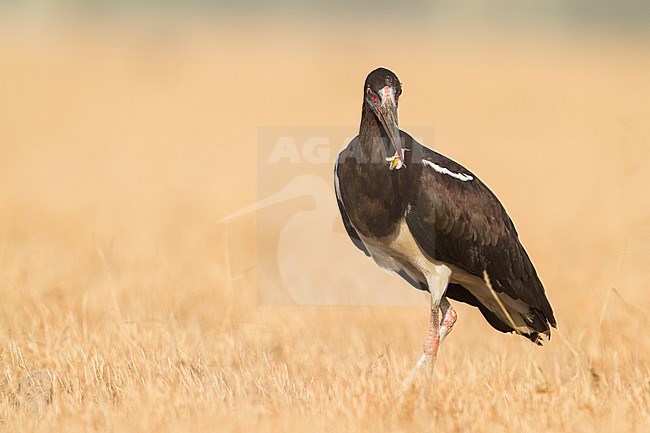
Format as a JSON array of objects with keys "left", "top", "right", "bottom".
[
  {"left": 360, "top": 220, "right": 452, "bottom": 300},
  {"left": 358, "top": 219, "right": 536, "bottom": 335}
]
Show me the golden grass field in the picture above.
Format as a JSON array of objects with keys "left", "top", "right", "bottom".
[{"left": 1, "top": 17, "right": 650, "bottom": 432}]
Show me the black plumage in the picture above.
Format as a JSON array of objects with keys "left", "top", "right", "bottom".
[{"left": 335, "top": 68, "right": 556, "bottom": 346}]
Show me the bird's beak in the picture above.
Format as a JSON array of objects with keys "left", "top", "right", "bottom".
[{"left": 375, "top": 86, "right": 404, "bottom": 170}]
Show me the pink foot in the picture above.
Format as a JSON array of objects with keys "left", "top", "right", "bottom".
[{"left": 439, "top": 302, "right": 457, "bottom": 343}]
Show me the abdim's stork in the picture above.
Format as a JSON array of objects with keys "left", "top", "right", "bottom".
[{"left": 334, "top": 68, "right": 556, "bottom": 371}]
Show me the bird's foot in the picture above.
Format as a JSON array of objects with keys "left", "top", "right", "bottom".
[
  {"left": 401, "top": 299, "right": 444, "bottom": 396},
  {"left": 400, "top": 353, "right": 436, "bottom": 396},
  {"left": 386, "top": 152, "right": 405, "bottom": 170},
  {"left": 401, "top": 332, "right": 440, "bottom": 394},
  {"left": 438, "top": 301, "right": 458, "bottom": 343},
  {"left": 415, "top": 353, "right": 435, "bottom": 371}
]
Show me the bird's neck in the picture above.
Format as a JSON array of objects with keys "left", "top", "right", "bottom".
[{"left": 359, "top": 103, "right": 392, "bottom": 163}]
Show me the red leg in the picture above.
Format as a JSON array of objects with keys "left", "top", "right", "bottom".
[
  {"left": 404, "top": 269, "right": 452, "bottom": 390},
  {"left": 423, "top": 305, "right": 440, "bottom": 357},
  {"left": 418, "top": 298, "right": 441, "bottom": 373}
]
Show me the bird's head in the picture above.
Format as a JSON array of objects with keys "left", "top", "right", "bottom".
[{"left": 364, "top": 68, "right": 404, "bottom": 170}]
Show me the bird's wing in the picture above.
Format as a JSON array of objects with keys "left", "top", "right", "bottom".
[
  {"left": 406, "top": 145, "right": 556, "bottom": 339},
  {"left": 334, "top": 152, "right": 370, "bottom": 257}
]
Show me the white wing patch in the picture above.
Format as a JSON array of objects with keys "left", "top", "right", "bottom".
[{"left": 423, "top": 159, "right": 474, "bottom": 182}]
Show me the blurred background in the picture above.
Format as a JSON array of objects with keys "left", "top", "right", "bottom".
[
  {"left": 0, "top": 1, "right": 649, "bottom": 429},
  {"left": 2, "top": 0, "right": 649, "bottom": 306}
]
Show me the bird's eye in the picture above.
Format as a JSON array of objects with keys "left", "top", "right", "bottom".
[{"left": 366, "top": 88, "right": 380, "bottom": 105}]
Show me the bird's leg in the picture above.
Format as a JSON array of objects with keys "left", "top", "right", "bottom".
[
  {"left": 414, "top": 297, "right": 457, "bottom": 371},
  {"left": 415, "top": 296, "right": 441, "bottom": 374},
  {"left": 402, "top": 270, "right": 451, "bottom": 395},
  {"left": 438, "top": 297, "right": 457, "bottom": 344}
]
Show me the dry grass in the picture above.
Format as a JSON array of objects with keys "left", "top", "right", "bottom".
[{"left": 1, "top": 17, "right": 650, "bottom": 432}]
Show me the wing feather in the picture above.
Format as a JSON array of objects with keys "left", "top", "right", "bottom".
[
  {"left": 406, "top": 146, "right": 556, "bottom": 333},
  {"left": 334, "top": 153, "right": 370, "bottom": 257}
]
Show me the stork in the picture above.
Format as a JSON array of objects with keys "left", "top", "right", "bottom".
[{"left": 334, "top": 68, "right": 556, "bottom": 372}]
